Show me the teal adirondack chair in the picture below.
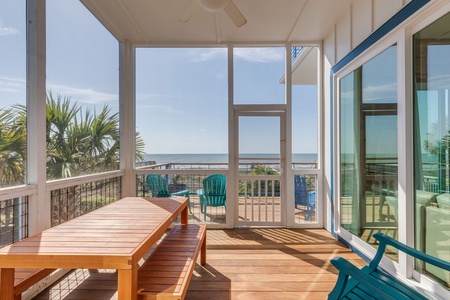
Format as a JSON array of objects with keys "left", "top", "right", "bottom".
[
  {"left": 146, "top": 174, "right": 191, "bottom": 213},
  {"left": 198, "top": 174, "right": 226, "bottom": 221}
]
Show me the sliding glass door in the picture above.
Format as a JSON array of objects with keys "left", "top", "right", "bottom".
[
  {"left": 339, "top": 45, "right": 399, "bottom": 253},
  {"left": 413, "top": 11, "right": 450, "bottom": 287}
]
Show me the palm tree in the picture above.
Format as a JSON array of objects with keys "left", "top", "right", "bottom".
[
  {"left": 1, "top": 93, "right": 145, "bottom": 183},
  {"left": 45, "top": 92, "right": 145, "bottom": 179},
  {"left": 0, "top": 105, "right": 26, "bottom": 232},
  {"left": 0, "top": 105, "right": 26, "bottom": 187},
  {"left": 423, "top": 123, "right": 450, "bottom": 192}
]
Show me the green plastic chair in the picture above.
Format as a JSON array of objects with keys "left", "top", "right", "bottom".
[
  {"left": 146, "top": 174, "right": 191, "bottom": 213},
  {"left": 198, "top": 174, "right": 226, "bottom": 221}
]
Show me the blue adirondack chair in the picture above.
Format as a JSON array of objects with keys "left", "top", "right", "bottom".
[
  {"left": 294, "top": 175, "right": 316, "bottom": 221},
  {"left": 146, "top": 174, "right": 191, "bottom": 213},
  {"left": 198, "top": 174, "right": 226, "bottom": 221}
]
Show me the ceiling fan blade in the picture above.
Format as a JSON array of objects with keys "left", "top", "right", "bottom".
[
  {"left": 178, "top": 0, "right": 200, "bottom": 23},
  {"left": 224, "top": 0, "right": 247, "bottom": 27}
]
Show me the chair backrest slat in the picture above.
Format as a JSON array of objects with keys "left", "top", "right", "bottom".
[
  {"left": 146, "top": 174, "right": 171, "bottom": 198},
  {"left": 203, "top": 174, "right": 226, "bottom": 207}
]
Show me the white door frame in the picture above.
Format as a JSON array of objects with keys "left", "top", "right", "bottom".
[{"left": 232, "top": 108, "right": 287, "bottom": 227}]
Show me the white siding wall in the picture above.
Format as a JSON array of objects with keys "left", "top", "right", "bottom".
[
  {"left": 352, "top": 0, "right": 372, "bottom": 48},
  {"left": 335, "top": 11, "right": 351, "bottom": 62},
  {"left": 327, "top": 0, "right": 409, "bottom": 65},
  {"left": 373, "top": 0, "right": 404, "bottom": 29}
]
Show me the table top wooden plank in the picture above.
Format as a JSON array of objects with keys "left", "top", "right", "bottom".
[
  {"left": 38, "top": 231, "right": 150, "bottom": 237},
  {"left": 3, "top": 247, "right": 137, "bottom": 254},
  {"left": 0, "top": 197, "right": 187, "bottom": 270},
  {"left": 9, "top": 241, "right": 141, "bottom": 248}
]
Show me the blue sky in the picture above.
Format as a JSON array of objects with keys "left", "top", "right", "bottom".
[{"left": 1, "top": 0, "right": 318, "bottom": 156}]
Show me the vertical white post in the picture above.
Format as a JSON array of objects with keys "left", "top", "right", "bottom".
[
  {"left": 285, "top": 45, "right": 293, "bottom": 227},
  {"left": 397, "top": 28, "right": 414, "bottom": 278},
  {"left": 119, "top": 41, "right": 136, "bottom": 197},
  {"left": 317, "top": 42, "right": 324, "bottom": 228},
  {"left": 228, "top": 45, "right": 236, "bottom": 228},
  {"left": 27, "top": 0, "right": 49, "bottom": 235}
]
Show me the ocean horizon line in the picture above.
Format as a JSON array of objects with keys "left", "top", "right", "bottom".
[{"left": 144, "top": 153, "right": 318, "bottom": 164}]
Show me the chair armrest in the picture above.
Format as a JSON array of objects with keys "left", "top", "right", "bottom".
[
  {"left": 329, "top": 257, "right": 410, "bottom": 300},
  {"left": 172, "top": 189, "right": 190, "bottom": 198},
  {"left": 373, "top": 233, "right": 450, "bottom": 271}
]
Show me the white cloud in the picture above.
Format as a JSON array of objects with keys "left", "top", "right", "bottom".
[
  {"left": 234, "top": 48, "right": 284, "bottom": 63},
  {"left": 135, "top": 93, "right": 185, "bottom": 115},
  {"left": 0, "top": 77, "right": 119, "bottom": 105},
  {"left": 47, "top": 83, "right": 118, "bottom": 104},
  {"left": 0, "top": 77, "right": 26, "bottom": 106},
  {"left": 137, "top": 92, "right": 185, "bottom": 101},
  {"left": 362, "top": 82, "right": 397, "bottom": 103},
  {"left": 189, "top": 48, "right": 227, "bottom": 62},
  {"left": 0, "top": 76, "right": 25, "bottom": 93},
  {"left": 0, "top": 24, "right": 19, "bottom": 36},
  {"left": 136, "top": 103, "right": 181, "bottom": 114},
  {"left": 188, "top": 47, "right": 284, "bottom": 63}
]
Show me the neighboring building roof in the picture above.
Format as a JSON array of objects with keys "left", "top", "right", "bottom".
[{"left": 279, "top": 47, "right": 318, "bottom": 85}]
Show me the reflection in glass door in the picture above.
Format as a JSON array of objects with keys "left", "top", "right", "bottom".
[
  {"left": 339, "top": 45, "right": 399, "bottom": 253},
  {"left": 413, "top": 12, "right": 450, "bottom": 288},
  {"left": 236, "top": 115, "right": 284, "bottom": 226}
]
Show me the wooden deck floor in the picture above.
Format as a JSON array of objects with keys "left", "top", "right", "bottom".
[{"left": 33, "top": 228, "right": 366, "bottom": 300}]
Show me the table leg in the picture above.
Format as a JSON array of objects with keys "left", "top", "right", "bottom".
[
  {"left": 181, "top": 204, "right": 188, "bottom": 224},
  {"left": 0, "top": 268, "right": 15, "bottom": 299},
  {"left": 117, "top": 265, "right": 138, "bottom": 300}
]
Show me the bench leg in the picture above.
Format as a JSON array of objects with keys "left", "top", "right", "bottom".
[
  {"left": 181, "top": 205, "right": 188, "bottom": 225},
  {"left": 200, "top": 232, "right": 207, "bottom": 266}
]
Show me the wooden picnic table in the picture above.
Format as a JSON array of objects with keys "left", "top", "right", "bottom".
[{"left": 0, "top": 197, "right": 188, "bottom": 300}]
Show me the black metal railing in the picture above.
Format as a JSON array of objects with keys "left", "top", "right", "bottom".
[
  {"left": 0, "top": 196, "right": 28, "bottom": 247},
  {"left": 50, "top": 176, "right": 122, "bottom": 226}
]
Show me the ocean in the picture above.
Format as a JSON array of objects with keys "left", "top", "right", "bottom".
[{"left": 144, "top": 153, "right": 318, "bottom": 164}]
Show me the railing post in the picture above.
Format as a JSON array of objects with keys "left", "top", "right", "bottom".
[{"left": 119, "top": 41, "right": 136, "bottom": 197}]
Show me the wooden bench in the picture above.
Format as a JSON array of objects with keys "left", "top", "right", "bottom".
[
  {"left": 329, "top": 232, "right": 450, "bottom": 300},
  {"left": 14, "top": 268, "right": 56, "bottom": 300},
  {"left": 137, "top": 224, "right": 206, "bottom": 300}
]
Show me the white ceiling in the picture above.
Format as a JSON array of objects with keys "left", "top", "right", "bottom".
[{"left": 80, "top": 0, "right": 353, "bottom": 45}]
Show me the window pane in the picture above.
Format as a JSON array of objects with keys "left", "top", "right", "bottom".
[
  {"left": 413, "top": 12, "right": 450, "bottom": 287},
  {"left": 234, "top": 47, "right": 285, "bottom": 104},
  {"left": 239, "top": 116, "right": 280, "bottom": 156},
  {"left": 340, "top": 71, "right": 360, "bottom": 234},
  {"left": 0, "top": 1, "right": 26, "bottom": 187},
  {"left": 46, "top": 0, "right": 119, "bottom": 180},
  {"left": 292, "top": 86, "right": 318, "bottom": 168},
  {"left": 136, "top": 48, "right": 228, "bottom": 159},
  {"left": 362, "top": 46, "right": 397, "bottom": 104},
  {"left": 292, "top": 46, "right": 318, "bottom": 169},
  {"left": 340, "top": 46, "right": 398, "bottom": 258}
]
